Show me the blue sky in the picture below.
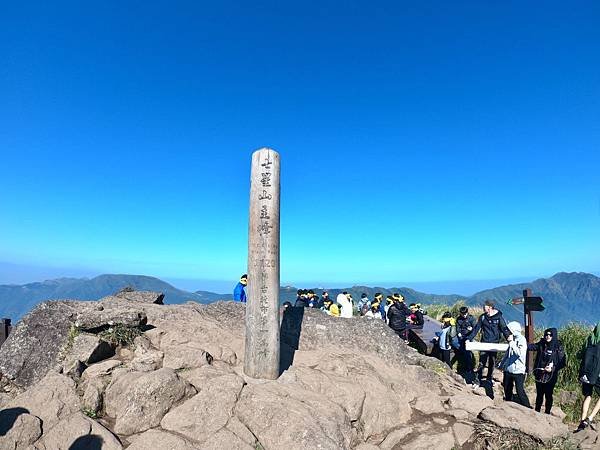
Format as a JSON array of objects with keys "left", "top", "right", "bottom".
[{"left": 1, "top": 1, "right": 599, "bottom": 293}]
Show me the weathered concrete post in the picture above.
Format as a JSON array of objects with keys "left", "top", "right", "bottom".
[{"left": 244, "top": 148, "right": 280, "bottom": 379}]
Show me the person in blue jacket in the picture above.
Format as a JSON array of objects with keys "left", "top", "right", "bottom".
[{"left": 233, "top": 274, "right": 248, "bottom": 303}]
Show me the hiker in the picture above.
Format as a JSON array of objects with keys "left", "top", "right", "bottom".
[
  {"left": 307, "top": 290, "right": 320, "bottom": 308},
  {"left": 321, "top": 291, "right": 331, "bottom": 308},
  {"left": 466, "top": 299, "right": 513, "bottom": 384},
  {"left": 365, "top": 302, "right": 382, "bottom": 319},
  {"left": 387, "top": 294, "right": 410, "bottom": 340},
  {"left": 499, "top": 321, "right": 531, "bottom": 408},
  {"left": 233, "top": 274, "right": 247, "bottom": 303},
  {"left": 282, "top": 301, "right": 292, "bottom": 310},
  {"left": 337, "top": 292, "right": 353, "bottom": 318},
  {"left": 384, "top": 295, "right": 395, "bottom": 324},
  {"left": 577, "top": 323, "right": 600, "bottom": 431},
  {"left": 322, "top": 297, "right": 340, "bottom": 317},
  {"left": 373, "top": 293, "right": 385, "bottom": 321},
  {"left": 295, "top": 289, "right": 308, "bottom": 308},
  {"left": 456, "top": 306, "right": 477, "bottom": 376},
  {"left": 528, "top": 327, "right": 566, "bottom": 414},
  {"left": 435, "top": 312, "right": 459, "bottom": 367},
  {"left": 408, "top": 303, "right": 424, "bottom": 328},
  {"left": 358, "top": 293, "right": 370, "bottom": 315}
]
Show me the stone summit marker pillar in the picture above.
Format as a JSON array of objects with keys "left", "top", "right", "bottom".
[{"left": 244, "top": 148, "right": 280, "bottom": 379}]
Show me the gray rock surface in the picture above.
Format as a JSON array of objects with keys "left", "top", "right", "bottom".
[
  {"left": 129, "top": 335, "right": 163, "bottom": 372},
  {"left": 104, "top": 368, "right": 194, "bottom": 435},
  {"left": 32, "top": 412, "right": 122, "bottom": 450},
  {"left": 126, "top": 429, "right": 198, "bottom": 450},
  {"left": 479, "top": 402, "right": 569, "bottom": 441},
  {"left": 235, "top": 382, "right": 353, "bottom": 450},
  {"left": 0, "top": 409, "right": 42, "bottom": 450},
  {"left": 0, "top": 299, "right": 582, "bottom": 449},
  {"left": 161, "top": 372, "right": 244, "bottom": 443},
  {"left": 0, "top": 301, "right": 83, "bottom": 388},
  {"left": 5, "top": 373, "right": 80, "bottom": 431},
  {"left": 114, "top": 289, "right": 165, "bottom": 304},
  {"left": 75, "top": 308, "right": 147, "bottom": 331}
]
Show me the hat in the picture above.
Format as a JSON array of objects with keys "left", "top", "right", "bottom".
[{"left": 507, "top": 321, "right": 522, "bottom": 335}]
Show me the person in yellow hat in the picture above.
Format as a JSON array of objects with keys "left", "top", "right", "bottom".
[
  {"left": 387, "top": 294, "right": 410, "bottom": 340},
  {"left": 436, "top": 312, "right": 459, "bottom": 367}
]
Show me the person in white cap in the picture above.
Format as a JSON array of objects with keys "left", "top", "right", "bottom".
[{"left": 499, "top": 321, "right": 531, "bottom": 408}]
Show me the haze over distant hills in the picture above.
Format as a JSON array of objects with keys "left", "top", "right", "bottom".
[
  {"left": 0, "top": 274, "right": 226, "bottom": 320},
  {"left": 1, "top": 272, "right": 599, "bottom": 327}
]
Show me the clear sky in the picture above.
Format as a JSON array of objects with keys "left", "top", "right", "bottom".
[{"left": 1, "top": 1, "right": 599, "bottom": 292}]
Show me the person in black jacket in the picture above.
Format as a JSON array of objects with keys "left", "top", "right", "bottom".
[
  {"left": 408, "top": 303, "right": 424, "bottom": 328},
  {"left": 466, "top": 300, "right": 513, "bottom": 384},
  {"left": 528, "top": 327, "right": 566, "bottom": 414},
  {"left": 387, "top": 295, "right": 410, "bottom": 340},
  {"left": 577, "top": 323, "right": 600, "bottom": 431},
  {"left": 295, "top": 289, "right": 308, "bottom": 308},
  {"left": 456, "top": 306, "right": 477, "bottom": 377}
]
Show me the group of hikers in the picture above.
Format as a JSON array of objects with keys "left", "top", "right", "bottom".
[
  {"left": 233, "top": 274, "right": 600, "bottom": 431},
  {"left": 420, "top": 299, "right": 600, "bottom": 432}
]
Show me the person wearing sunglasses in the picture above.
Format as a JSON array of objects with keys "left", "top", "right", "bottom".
[{"left": 528, "top": 328, "right": 566, "bottom": 415}]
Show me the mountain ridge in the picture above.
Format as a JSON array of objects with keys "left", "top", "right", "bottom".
[{"left": 2, "top": 272, "right": 599, "bottom": 326}]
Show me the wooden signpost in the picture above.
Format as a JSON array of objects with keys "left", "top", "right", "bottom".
[
  {"left": 509, "top": 288, "right": 545, "bottom": 373},
  {"left": 244, "top": 148, "right": 281, "bottom": 380}
]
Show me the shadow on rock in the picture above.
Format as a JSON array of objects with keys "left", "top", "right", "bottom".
[
  {"left": 480, "top": 379, "right": 495, "bottom": 399},
  {"left": 69, "top": 434, "right": 104, "bottom": 450},
  {"left": 0, "top": 407, "right": 29, "bottom": 437},
  {"left": 279, "top": 306, "right": 304, "bottom": 375}
]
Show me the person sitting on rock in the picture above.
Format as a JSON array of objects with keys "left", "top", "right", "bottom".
[
  {"left": 577, "top": 323, "right": 600, "bottom": 431},
  {"left": 321, "top": 296, "right": 340, "bottom": 317},
  {"left": 364, "top": 302, "right": 382, "bottom": 319},
  {"left": 499, "top": 321, "right": 531, "bottom": 408},
  {"left": 233, "top": 274, "right": 247, "bottom": 303},
  {"left": 387, "top": 294, "right": 410, "bottom": 340},
  {"left": 408, "top": 303, "right": 424, "bottom": 328},
  {"left": 528, "top": 327, "right": 566, "bottom": 415},
  {"left": 466, "top": 299, "right": 513, "bottom": 385}
]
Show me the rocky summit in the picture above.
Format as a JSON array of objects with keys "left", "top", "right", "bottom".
[{"left": 0, "top": 290, "right": 580, "bottom": 449}]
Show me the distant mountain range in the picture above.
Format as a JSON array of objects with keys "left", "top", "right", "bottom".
[
  {"left": 0, "top": 274, "right": 229, "bottom": 320},
  {"left": 1, "top": 272, "right": 599, "bottom": 327}
]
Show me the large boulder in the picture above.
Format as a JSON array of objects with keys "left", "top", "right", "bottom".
[
  {"left": 161, "top": 372, "right": 245, "bottom": 443},
  {"left": 127, "top": 429, "right": 198, "bottom": 450},
  {"left": 82, "top": 359, "right": 123, "bottom": 380},
  {"left": 113, "top": 289, "right": 165, "bottom": 304},
  {"left": 0, "top": 301, "right": 85, "bottom": 388},
  {"left": 479, "top": 402, "right": 570, "bottom": 441},
  {"left": 0, "top": 408, "right": 42, "bottom": 450},
  {"left": 62, "top": 333, "right": 115, "bottom": 378},
  {"left": 129, "top": 335, "right": 163, "bottom": 372},
  {"left": 104, "top": 368, "right": 194, "bottom": 435},
  {"left": 401, "top": 429, "right": 455, "bottom": 450},
  {"left": 32, "top": 412, "right": 122, "bottom": 450},
  {"left": 75, "top": 307, "right": 147, "bottom": 331},
  {"left": 235, "top": 382, "right": 353, "bottom": 450},
  {"left": 446, "top": 392, "right": 494, "bottom": 417},
  {"left": 5, "top": 373, "right": 80, "bottom": 431}
]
